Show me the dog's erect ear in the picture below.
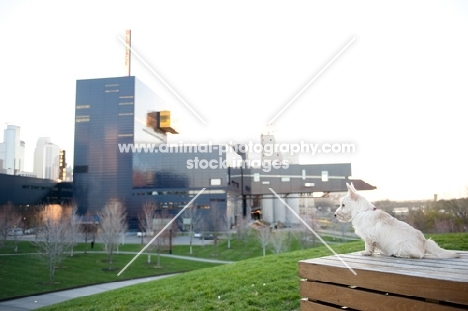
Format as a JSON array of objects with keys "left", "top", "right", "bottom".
[{"left": 347, "top": 183, "right": 359, "bottom": 200}]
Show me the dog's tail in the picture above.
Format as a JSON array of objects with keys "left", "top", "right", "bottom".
[{"left": 425, "top": 239, "right": 460, "bottom": 258}]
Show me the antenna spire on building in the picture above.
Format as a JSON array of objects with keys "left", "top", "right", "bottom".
[{"left": 125, "top": 29, "right": 131, "bottom": 76}]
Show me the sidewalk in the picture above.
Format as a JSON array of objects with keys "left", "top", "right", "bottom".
[{"left": 0, "top": 274, "right": 177, "bottom": 311}]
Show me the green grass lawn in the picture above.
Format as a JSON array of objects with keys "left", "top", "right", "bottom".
[
  {"left": 0, "top": 233, "right": 337, "bottom": 301},
  {"left": 36, "top": 233, "right": 468, "bottom": 311},
  {"left": 121, "top": 232, "right": 347, "bottom": 262},
  {"left": 0, "top": 241, "right": 222, "bottom": 301}
]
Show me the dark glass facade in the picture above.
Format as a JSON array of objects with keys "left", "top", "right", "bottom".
[
  {"left": 129, "top": 150, "right": 229, "bottom": 226},
  {"left": 132, "top": 149, "right": 227, "bottom": 189},
  {"left": 74, "top": 76, "right": 139, "bottom": 215},
  {"left": 0, "top": 174, "right": 72, "bottom": 206}
]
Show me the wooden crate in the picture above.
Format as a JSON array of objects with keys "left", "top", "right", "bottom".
[{"left": 298, "top": 251, "right": 468, "bottom": 310}]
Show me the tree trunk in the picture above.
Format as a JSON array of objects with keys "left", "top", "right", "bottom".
[
  {"left": 49, "top": 260, "right": 56, "bottom": 283},
  {"left": 13, "top": 235, "right": 18, "bottom": 253},
  {"left": 189, "top": 232, "right": 193, "bottom": 255},
  {"left": 108, "top": 246, "right": 114, "bottom": 269},
  {"left": 213, "top": 236, "right": 218, "bottom": 256}
]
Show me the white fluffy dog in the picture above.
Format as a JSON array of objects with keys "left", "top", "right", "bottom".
[{"left": 334, "top": 183, "right": 459, "bottom": 258}]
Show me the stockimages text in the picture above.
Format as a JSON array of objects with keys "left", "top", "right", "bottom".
[{"left": 186, "top": 157, "right": 289, "bottom": 172}]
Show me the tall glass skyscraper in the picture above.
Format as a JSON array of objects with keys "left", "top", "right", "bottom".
[
  {"left": 74, "top": 76, "right": 161, "bottom": 215},
  {"left": 0, "top": 125, "right": 25, "bottom": 175}
]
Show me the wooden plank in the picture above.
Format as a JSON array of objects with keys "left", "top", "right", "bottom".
[
  {"left": 300, "top": 252, "right": 468, "bottom": 281},
  {"left": 339, "top": 251, "right": 468, "bottom": 268},
  {"left": 298, "top": 259, "right": 468, "bottom": 305},
  {"left": 300, "top": 298, "right": 341, "bottom": 311},
  {"left": 337, "top": 253, "right": 468, "bottom": 278},
  {"left": 304, "top": 251, "right": 468, "bottom": 266},
  {"left": 300, "top": 280, "right": 464, "bottom": 311},
  {"left": 312, "top": 255, "right": 467, "bottom": 281}
]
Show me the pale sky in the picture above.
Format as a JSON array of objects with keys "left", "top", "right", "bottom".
[{"left": 1, "top": 0, "right": 467, "bottom": 202}]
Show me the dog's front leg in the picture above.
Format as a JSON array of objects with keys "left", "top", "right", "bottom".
[{"left": 361, "top": 240, "right": 375, "bottom": 256}]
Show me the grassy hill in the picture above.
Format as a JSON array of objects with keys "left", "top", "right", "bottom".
[{"left": 38, "top": 233, "right": 468, "bottom": 311}]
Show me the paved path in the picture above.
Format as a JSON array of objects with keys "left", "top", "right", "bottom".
[{"left": 0, "top": 274, "right": 177, "bottom": 311}]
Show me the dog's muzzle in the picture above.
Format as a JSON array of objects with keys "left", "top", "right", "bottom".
[{"left": 334, "top": 210, "right": 351, "bottom": 222}]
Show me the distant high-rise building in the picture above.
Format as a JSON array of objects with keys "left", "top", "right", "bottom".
[
  {"left": 0, "top": 145, "right": 5, "bottom": 174},
  {"left": 33, "top": 137, "right": 50, "bottom": 178},
  {"left": 0, "top": 125, "right": 25, "bottom": 175},
  {"left": 33, "top": 137, "right": 60, "bottom": 180},
  {"left": 44, "top": 143, "right": 60, "bottom": 180},
  {"left": 59, "top": 150, "right": 67, "bottom": 181},
  {"left": 65, "top": 165, "right": 73, "bottom": 182}
]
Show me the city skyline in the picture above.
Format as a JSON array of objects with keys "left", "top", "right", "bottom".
[
  {"left": 0, "top": 127, "right": 68, "bottom": 179},
  {"left": 1, "top": 1, "right": 468, "bottom": 201}
]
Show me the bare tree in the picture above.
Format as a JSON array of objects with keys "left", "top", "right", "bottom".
[
  {"left": 256, "top": 226, "right": 271, "bottom": 256},
  {"left": 284, "top": 205, "right": 293, "bottom": 239},
  {"left": 0, "top": 205, "right": 9, "bottom": 247},
  {"left": 81, "top": 212, "right": 97, "bottom": 254},
  {"left": 434, "top": 218, "right": 455, "bottom": 233},
  {"left": 293, "top": 226, "right": 312, "bottom": 249},
  {"left": 0, "top": 203, "right": 22, "bottom": 252},
  {"left": 181, "top": 206, "right": 203, "bottom": 254},
  {"left": 198, "top": 216, "right": 207, "bottom": 247},
  {"left": 98, "top": 200, "right": 127, "bottom": 269},
  {"left": 438, "top": 198, "right": 468, "bottom": 230},
  {"left": 11, "top": 205, "right": 23, "bottom": 253},
  {"left": 151, "top": 209, "right": 175, "bottom": 267},
  {"left": 139, "top": 202, "right": 156, "bottom": 235},
  {"left": 34, "top": 204, "right": 72, "bottom": 283},
  {"left": 208, "top": 203, "right": 227, "bottom": 256},
  {"left": 270, "top": 230, "right": 289, "bottom": 254},
  {"left": 66, "top": 204, "right": 81, "bottom": 257},
  {"left": 294, "top": 212, "right": 320, "bottom": 249},
  {"left": 139, "top": 202, "right": 156, "bottom": 263},
  {"left": 223, "top": 213, "right": 234, "bottom": 249},
  {"left": 236, "top": 217, "right": 251, "bottom": 249}
]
